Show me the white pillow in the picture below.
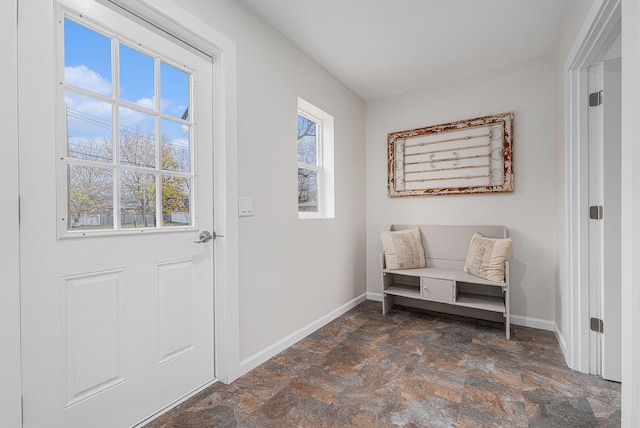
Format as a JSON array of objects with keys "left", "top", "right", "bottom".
[
  {"left": 380, "top": 228, "right": 426, "bottom": 269},
  {"left": 463, "top": 232, "right": 512, "bottom": 282}
]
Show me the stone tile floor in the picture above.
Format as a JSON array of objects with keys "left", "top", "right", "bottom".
[{"left": 145, "top": 300, "right": 621, "bottom": 427}]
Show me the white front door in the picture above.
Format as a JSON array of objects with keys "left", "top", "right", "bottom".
[{"left": 19, "top": 1, "right": 217, "bottom": 426}]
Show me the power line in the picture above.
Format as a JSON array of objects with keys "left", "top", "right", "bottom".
[
  {"left": 66, "top": 106, "right": 191, "bottom": 151},
  {"left": 66, "top": 106, "right": 151, "bottom": 134},
  {"left": 67, "top": 107, "right": 112, "bottom": 131}
]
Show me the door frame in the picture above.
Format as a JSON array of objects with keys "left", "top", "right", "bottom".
[
  {"left": 91, "top": 0, "right": 241, "bottom": 387},
  {"left": 620, "top": 0, "right": 640, "bottom": 425},
  {"left": 0, "top": 0, "right": 23, "bottom": 426},
  {"left": 565, "top": 0, "right": 619, "bottom": 373}
]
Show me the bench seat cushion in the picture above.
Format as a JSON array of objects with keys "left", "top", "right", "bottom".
[
  {"left": 463, "top": 232, "right": 512, "bottom": 282},
  {"left": 380, "top": 228, "right": 426, "bottom": 269}
]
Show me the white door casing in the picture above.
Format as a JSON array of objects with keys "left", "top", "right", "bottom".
[
  {"left": 620, "top": 0, "right": 640, "bottom": 424},
  {"left": 565, "top": 0, "right": 620, "bottom": 374},
  {"left": 0, "top": 0, "right": 23, "bottom": 426},
  {"left": 19, "top": 1, "right": 221, "bottom": 426}
]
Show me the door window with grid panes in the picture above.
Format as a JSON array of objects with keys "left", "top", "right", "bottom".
[{"left": 62, "top": 18, "right": 194, "bottom": 234}]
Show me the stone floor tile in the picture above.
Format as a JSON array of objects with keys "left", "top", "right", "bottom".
[
  {"left": 143, "top": 301, "right": 621, "bottom": 428},
  {"left": 525, "top": 388, "right": 600, "bottom": 428},
  {"left": 456, "top": 405, "right": 528, "bottom": 428}
]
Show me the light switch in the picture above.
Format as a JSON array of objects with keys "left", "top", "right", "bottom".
[{"left": 238, "top": 197, "right": 254, "bottom": 217}]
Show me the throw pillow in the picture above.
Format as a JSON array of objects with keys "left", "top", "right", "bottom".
[
  {"left": 463, "top": 232, "right": 512, "bottom": 282},
  {"left": 380, "top": 228, "right": 426, "bottom": 269}
]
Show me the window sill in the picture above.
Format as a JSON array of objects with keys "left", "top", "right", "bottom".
[{"left": 298, "top": 212, "right": 334, "bottom": 220}]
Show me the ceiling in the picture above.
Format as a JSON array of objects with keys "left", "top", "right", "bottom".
[{"left": 239, "top": 0, "right": 571, "bottom": 101}]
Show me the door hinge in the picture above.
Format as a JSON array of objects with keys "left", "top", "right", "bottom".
[
  {"left": 590, "top": 317, "right": 604, "bottom": 333},
  {"left": 589, "top": 90, "right": 604, "bottom": 107},
  {"left": 589, "top": 205, "right": 603, "bottom": 220}
]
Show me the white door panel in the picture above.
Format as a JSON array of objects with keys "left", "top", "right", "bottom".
[
  {"left": 587, "top": 63, "right": 604, "bottom": 375},
  {"left": 587, "top": 58, "right": 622, "bottom": 382},
  {"left": 602, "top": 57, "right": 622, "bottom": 382},
  {"left": 19, "top": 1, "right": 216, "bottom": 426},
  {"left": 61, "top": 269, "right": 127, "bottom": 407}
]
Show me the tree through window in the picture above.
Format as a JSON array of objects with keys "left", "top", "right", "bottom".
[{"left": 297, "top": 112, "right": 319, "bottom": 212}]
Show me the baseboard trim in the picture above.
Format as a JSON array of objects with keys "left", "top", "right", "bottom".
[
  {"left": 239, "top": 293, "right": 368, "bottom": 376},
  {"left": 366, "top": 292, "right": 383, "bottom": 302},
  {"left": 509, "top": 314, "right": 555, "bottom": 332},
  {"left": 554, "top": 324, "right": 568, "bottom": 356}
]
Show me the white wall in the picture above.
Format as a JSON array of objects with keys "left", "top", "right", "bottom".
[
  {"left": 0, "top": 1, "right": 23, "bottom": 426},
  {"left": 177, "top": 0, "right": 367, "bottom": 362},
  {"left": 366, "top": 55, "right": 555, "bottom": 323}
]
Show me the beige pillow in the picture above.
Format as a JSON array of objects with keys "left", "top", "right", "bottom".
[
  {"left": 463, "top": 232, "right": 512, "bottom": 282},
  {"left": 380, "top": 228, "right": 426, "bottom": 269}
]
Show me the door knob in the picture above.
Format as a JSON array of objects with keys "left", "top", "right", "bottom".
[{"left": 193, "top": 231, "right": 223, "bottom": 243}]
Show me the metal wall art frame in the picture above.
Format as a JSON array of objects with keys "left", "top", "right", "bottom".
[{"left": 387, "top": 112, "right": 513, "bottom": 197}]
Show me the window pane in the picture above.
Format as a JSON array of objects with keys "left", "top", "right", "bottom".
[
  {"left": 68, "top": 164, "right": 113, "bottom": 230},
  {"left": 161, "top": 119, "right": 190, "bottom": 173},
  {"left": 119, "top": 44, "right": 154, "bottom": 108},
  {"left": 120, "top": 171, "right": 156, "bottom": 228},
  {"left": 119, "top": 107, "right": 156, "bottom": 168},
  {"left": 65, "top": 90, "right": 113, "bottom": 162},
  {"left": 64, "top": 19, "right": 112, "bottom": 97},
  {"left": 162, "top": 176, "right": 191, "bottom": 227},
  {"left": 297, "top": 114, "right": 317, "bottom": 165},
  {"left": 298, "top": 168, "right": 318, "bottom": 212},
  {"left": 160, "top": 62, "right": 190, "bottom": 120}
]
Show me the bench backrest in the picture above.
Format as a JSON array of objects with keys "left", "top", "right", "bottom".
[{"left": 390, "top": 224, "right": 508, "bottom": 270}]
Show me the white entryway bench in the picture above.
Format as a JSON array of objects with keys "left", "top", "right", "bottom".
[{"left": 381, "top": 224, "right": 511, "bottom": 339}]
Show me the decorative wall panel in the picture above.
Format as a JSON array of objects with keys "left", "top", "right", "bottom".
[{"left": 388, "top": 112, "right": 513, "bottom": 197}]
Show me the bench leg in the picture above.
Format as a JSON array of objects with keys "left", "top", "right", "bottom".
[
  {"left": 504, "top": 281, "right": 510, "bottom": 340},
  {"left": 382, "top": 294, "right": 394, "bottom": 314},
  {"left": 505, "top": 314, "right": 510, "bottom": 340}
]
